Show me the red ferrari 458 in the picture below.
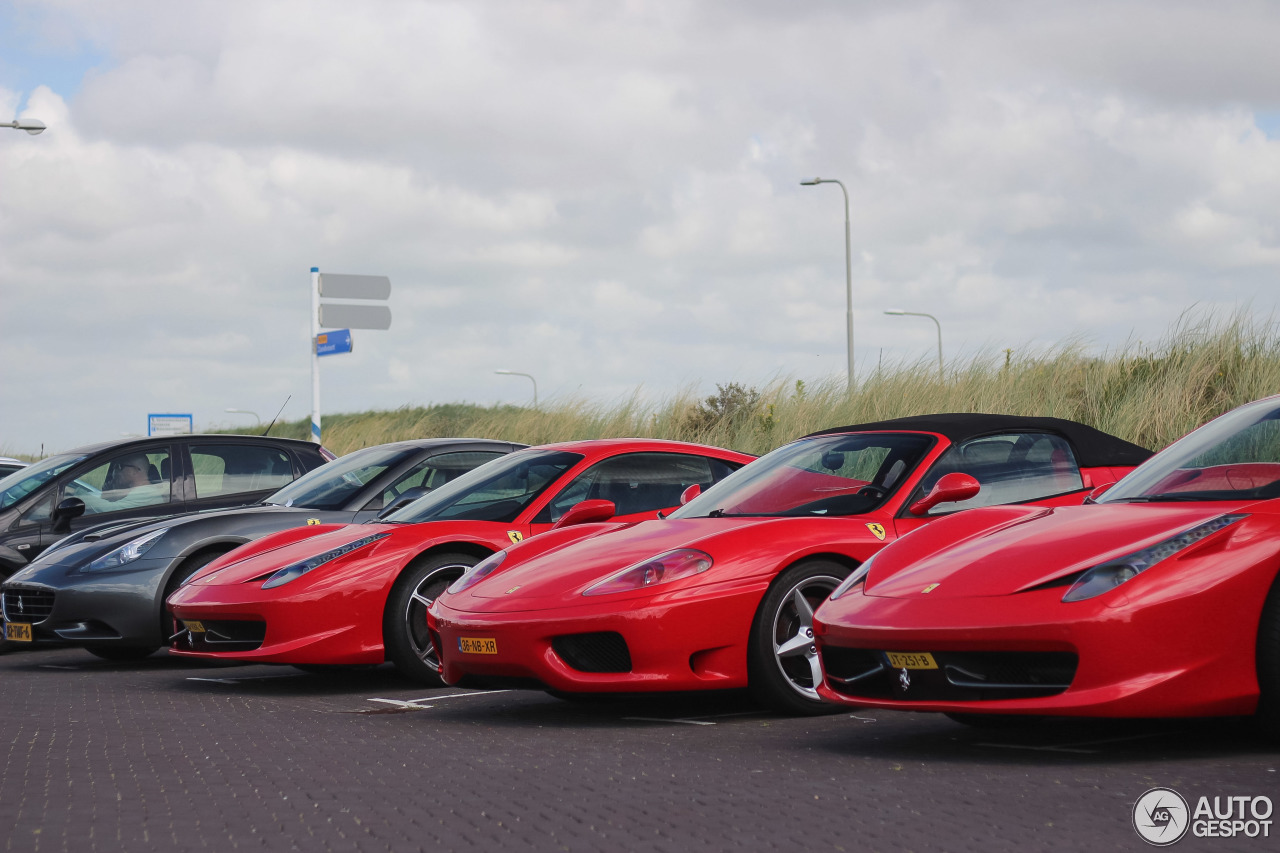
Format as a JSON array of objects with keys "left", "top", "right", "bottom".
[
  {"left": 166, "top": 439, "right": 754, "bottom": 682},
  {"left": 814, "top": 396, "right": 1280, "bottom": 738},
  {"left": 429, "top": 414, "right": 1149, "bottom": 714}
]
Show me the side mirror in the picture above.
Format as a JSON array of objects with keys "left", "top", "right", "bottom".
[
  {"left": 1084, "top": 481, "right": 1115, "bottom": 503},
  {"left": 551, "top": 499, "right": 616, "bottom": 531},
  {"left": 908, "top": 473, "right": 981, "bottom": 516},
  {"left": 376, "top": 486, "right": 431, "bottom": 518},
  {"left": 679, "top": 483, "right": 701, "bottom": 505},
  {"left": 51, "top": 497, "right": 86, "bottom": 533}
]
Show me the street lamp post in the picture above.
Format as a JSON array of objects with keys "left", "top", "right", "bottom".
[
  {"left": 225, "top": 408, "right": 262, "bottom": 426},
  {"left": 884, "top": 309, "right": 943, "bottom": 379},
  {"left": 4, "top": 118, "right": 45, "bottom": 135},
  {"left": 495, "top": 370, "right": 538, "bottom": 407},
  {"left": 800, "top": 177, "right": 854, "bottom": 391}
]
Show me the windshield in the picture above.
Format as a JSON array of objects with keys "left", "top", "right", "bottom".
[
  {"left": 0, "top": 453, "right": 88, "bottom": 512},
  {"left": 670, "top": 432, "right": 934, "bottom": 518},
  {"left": 265, "top": 446, "right": 422, "bottom": 510},
  {"left": 1102, "top": 397, "right": 1280, "bottom": 503},
  {"left": 385, "top": 449, "right": 584, "bottom": 524}
]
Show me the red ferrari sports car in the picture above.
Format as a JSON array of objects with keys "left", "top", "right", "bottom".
[
  {"left": 429, "top": 414, "right": 1149, "bottom": 714},
  {"left": 166, "top": 439, "right": 754, "bottom": 683},
  {"left": 813, "top": 396, "right": 1280, "bottom": 737}
]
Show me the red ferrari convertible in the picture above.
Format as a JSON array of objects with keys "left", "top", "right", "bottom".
[
  {"left": 429, "top": 414, "right": 1149, "bottom": 714},
  {"left": 813, "top": 396, "right": 1280, "bottom": 737},
  {"left": 166, "top": 439, "right": 754, "bottom": 683}
]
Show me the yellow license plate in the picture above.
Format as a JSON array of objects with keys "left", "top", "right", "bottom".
[
  {"left": 885, "top": 651, "right": 937, "bottom": 670},
  {"left": 458, "top": 637, "right": 497, "bottom": 655},
  {"left": 183, "top": 620, "right": 206, "bottom": 633},
  {"left": 4, "top": 622, "right": 33, "bottom": 642}
]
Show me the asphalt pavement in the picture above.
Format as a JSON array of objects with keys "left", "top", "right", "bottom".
[{"left": 1, "top": 645, "right": 1277, "bottom": 852}]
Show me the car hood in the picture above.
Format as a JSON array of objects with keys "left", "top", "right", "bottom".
[
  {"left": 448, "top": 515, "right": 871, "bottom": 612},
  {"left": 863, "top": 502, "right": 1257, "bottom": 599},
  {"left": 185, "top": 522, "right": 403, "bottom": 586}
]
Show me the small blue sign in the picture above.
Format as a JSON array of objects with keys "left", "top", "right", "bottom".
[
  {"left": 316, "top": 328, "right": 353, "bottom": 357},
  {"left": 148, "top": 413, "right": 193, "bottom": 436}
]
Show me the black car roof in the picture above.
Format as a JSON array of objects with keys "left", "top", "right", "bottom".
[
  {"left": 804, "top": 413, "right": 1152, "bottom": 468},
  {"left": 56, "top": 434, "right": 326, "bottom": 456}
]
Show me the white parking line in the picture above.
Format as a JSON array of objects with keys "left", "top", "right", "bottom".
[
  {"left": 364, "top": 689, "right": 509, "bottom": 709},
  {"left": 186, "top": 673, "right": 306, "bottom": 684},
  {"left": 623, "top": 717, "right": 716, "bottom": 726}
]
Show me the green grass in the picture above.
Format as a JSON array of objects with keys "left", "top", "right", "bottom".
[{"left": 235, "top": 310, "right": 1280, "bottom": 457}]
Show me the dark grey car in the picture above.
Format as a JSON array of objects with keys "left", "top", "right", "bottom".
[{"left": 1, "top": 438, "right": 524, "bottom": 659}]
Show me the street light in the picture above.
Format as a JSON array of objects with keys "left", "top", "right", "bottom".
[
  {"left": 225, "top": 408, "right": 262, "bottom": 426},
  {"left": 495, "top": 370, "right": 538, "bottom": 407},
  {"left": 800, "top": 177, "right": 854, "bottom": 391},
  {"left": 4, "top": 118, "right": 46, "bottom": 135},
  {"left": 884, "top": 309, "right": 943, "bottom": 378}
]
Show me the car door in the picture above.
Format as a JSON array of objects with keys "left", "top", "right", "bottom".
[{"left": 524, "top": 452, "right": 744, "bottom": 538}]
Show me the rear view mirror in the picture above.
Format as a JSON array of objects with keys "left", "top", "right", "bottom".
[
  {"left": 679, "top": 483, "right": 701, "bottom": 505},
  {"left": 551, "top": 499, "right": 616, "bottom": 531},
  {"left": 821, "top": 451, "right": 845, "bottom": 471},
  {"left": 51, "top": 497, "right": 86, "bottom": 534},
  {"left": 908, "top": 473, "right": 981, "bottom": 516}
]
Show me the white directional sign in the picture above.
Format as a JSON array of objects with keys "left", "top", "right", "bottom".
[
  {"left": 318, "top": 303, "right": 392, "bottom": 330},
  {"left": 318, "top": 273, "right": 391, "bottom": 300}
]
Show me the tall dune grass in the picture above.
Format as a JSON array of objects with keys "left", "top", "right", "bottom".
[{"left": 237, "top": 311, "right": 1280, "bottom": 457}]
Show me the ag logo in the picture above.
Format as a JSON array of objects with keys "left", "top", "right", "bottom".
[
  {"left": 507, "top": 530, "right": 524, "bottom": 544},
  {"left": 1132, "top": 787, "right": 1189, "bottom": 846},
  {"left": 306, "top": 518, "right": 321, "bottom": 526},
  {"left": 865, "top": 523, "right": 886, "bottom": 541}
]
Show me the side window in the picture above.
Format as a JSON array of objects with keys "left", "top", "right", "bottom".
[
  {"left": 367, "top": 451, "right": 505, "bottom": 511},
  {"left": 74, "top": 449, "right": 173, "bottom": 517},
  {"left": 191, "top": 445, "right": 294, "bottom": 499},
  {"left": 910, "top": 433, "right": 1083, "bottom": 515},
  {"left": 535, "top": 453, "right": 732, "bottom": 523}
]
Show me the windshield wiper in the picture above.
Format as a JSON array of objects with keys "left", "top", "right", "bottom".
[{"left": 1113, "top": 493, "right": 1229, "bottom": 503}]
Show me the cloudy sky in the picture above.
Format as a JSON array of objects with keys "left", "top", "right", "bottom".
[{"left": 3, "top": 0, "right": 1280, "bottom": 454}]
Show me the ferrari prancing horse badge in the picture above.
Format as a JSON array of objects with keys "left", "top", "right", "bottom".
[{"left": 866, "top": 523, "right": 886, "bottom": 541}]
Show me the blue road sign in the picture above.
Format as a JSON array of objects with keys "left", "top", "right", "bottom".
[{"left": 316, "top": 328, "right": 353, "bottom": 357}]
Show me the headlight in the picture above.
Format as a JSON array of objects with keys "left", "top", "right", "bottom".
[
  {"left": 582, "top": 549, "right": 712, "bottom": 596},
  {"left": 1063, "top": 513, "right": 1247, "bottom": 602},
  {"left": 827, "top": 556, "right": 874, "bottom": 601},
  {"left": 447, "top": 551, "right": 507, "bottom": 595},
  {"left": 261, "top": 532, "right": 390, "bottom": 589},
  {"left": 84, "top": 529, "right": 167, "bottom": 572}
]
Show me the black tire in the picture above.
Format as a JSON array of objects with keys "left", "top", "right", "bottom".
[
  {"left": 159, "top": 549, "right": 230, "bottom": 645},
  {"left": 945, "top": 712, "right": 1044, "bottom": 729},
  {"left": 85, "top": 644, "right": 159, "bottom": 661},
  {"left": 1255, "top": 572, "right": 1280, "bottom": 742},
  {"left": 384, "top": 552, "right": 480, "bottom": 685},
  {"left": 747, "top": 560, "right": 848, "bottom": 716}
]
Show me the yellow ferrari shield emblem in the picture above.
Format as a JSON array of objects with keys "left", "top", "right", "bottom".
[
  {"left": 866, "top": 523, "right": 886, "bottom": 541},
  {"left": 921, "top": 583, "right": 940, "bottom": 594},
  {"left": 307, "top": 518, "right": 321, "bottom": 526},
  {"left": 507, "top": 530, "right": 524, "bottom": 544}
]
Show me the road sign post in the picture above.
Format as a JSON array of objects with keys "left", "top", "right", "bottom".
[{"left": 310, "top": 269, "right": 392, "bottom": 444}]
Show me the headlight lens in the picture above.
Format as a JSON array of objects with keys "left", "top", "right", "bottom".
[
  {"left": 84, "top": 529, "right": 167, "bottom": 572},
  {"left": 582, "top": 549, "right": 712, "bottom": 596},
  {"left": 827, "top": 556, "right": 874, "bottom": 601},
  {"left": 261, "top": 532, "right": 390, "bottom": 589},
  {"left": 447, "top": 551, "right": 507, "bottom": 595},
  {"left": 1063, "top": 513, "right": 1247, "bottom": 602}
]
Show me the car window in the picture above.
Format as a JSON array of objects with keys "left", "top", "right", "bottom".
[
  {"left": 533, "top": 453, "right": 743, "bottom": 523},
  {"left": 76, "top": 449, "right": 174, "bottom": 516},
  {"left": 367, "top": 451, "right": 506, "bottom": 511},
  {"left": 910, "top": 432, "right": 1083, "bottom": 515},
  {"left": 192, "top": 445, "right": 294, "bottom": 499},
  {"left": 0, "top": 453, "right": 87, "bottom": 512}
]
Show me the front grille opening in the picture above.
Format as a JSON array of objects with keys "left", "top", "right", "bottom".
[
  {"left": 551, "top": 632, "right": 632, "bottom": 673},
  {"left": 819, "top": 647, "right": 1077, "bottom": 701},
  {"left": 2, "top": 588, "right": 55, "bottom": 623},
  {"left": 176, "top": 620, "right": 266, "bottom": 652}
]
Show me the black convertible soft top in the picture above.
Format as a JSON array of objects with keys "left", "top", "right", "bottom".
[{"left": 804, "top": 413, "right": 1152, "bottom": 469}]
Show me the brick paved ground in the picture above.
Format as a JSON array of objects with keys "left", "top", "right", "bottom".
[{"left": 1, "top": 645, "right": 1277, "bottom": 852}]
